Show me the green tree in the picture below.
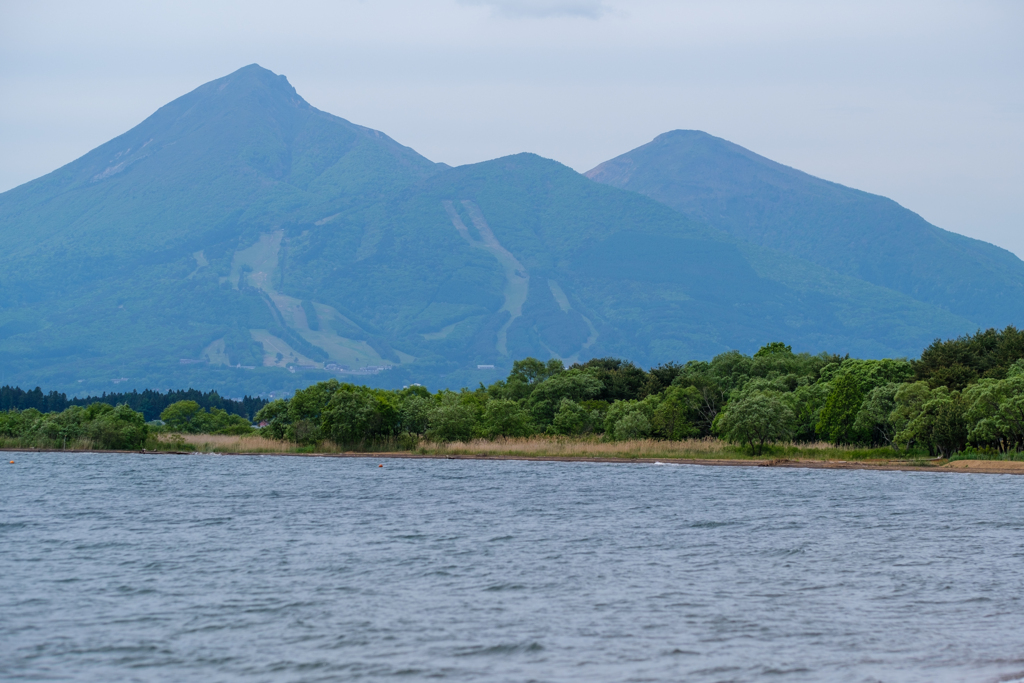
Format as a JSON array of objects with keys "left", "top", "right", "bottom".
[
  {"left": 0, "top": 409, "right": 41, "bottom": 438},
  {"left": 754, "top": 341, "right": 792, "bottom": 357},
  {"left": 491, "top": 357, "right": 565, "bottom": 401},
  {"left": 400, "top": 394, "right": 433, "bottom": 435},
  {"left": 895, "top": 387, "right": 969, "bottom": 457},
  {"left": 528, "top": 369, "right": 604, "bottom": 425},
  {"left": 321, "top": 385, "right": 400, "bottom": 445},
  {"left": 816, "top": 373, "right": 865, "bottom": 445},
  {"left": 426, "top": 392, "right": 476, "bottom": 442},
  {"left": 672, "top": 374, "right": 728, "bottom": 436},
  {"left": 603, "top": 396, "right": 659, "bottom": 441},
  {"left": 963, "top": 360, "right": 1024, "bottom": 451},
  {"left": 480, "top": 399, "right": 534, "bottom": 438},
  {"left": 706, "top": 352, "right": 754, "bottom": 393},
  {"left": 201, "top": 407, "right": 254, "bottom": 435},
  {"left": 915, "top": 326, "right": 1024, "bottom": 388},
  {"left": 509, "top": 357, "right": 564, "bottom": 386},
  {"left": 834, "top": 359, "right": 914, "bottom": 393},
  {"left": 853, "top": 383, "right": 901, "bottom": 448},
  {"left": 614, "top": 411, "right": 652, "bottom": 440},
  {"left": 161, "top": 400, "right": 204, "bottom": 433},
  {"left": 87, "top": 404, "right": 149, "bottom": 450},
  {"left": 161, "top": 400, "right": 253, "bottom": 435},
  {"left": 788, "top": 381, "right": 830, "bottom": 441},
  {"left": 570, "top": 358, "right": 648, "bottom": 402},
  {"left": 640, "top": 361, "right": 685, "bottom": 398},
  {"left": 37, "top": 405, "right": 87, "bottom": 448},
  {"left": 650, "top": 385, "right": 699, "bottom": 440},
  {"left": 891, "top": 381, "right": 933, "bottom": 437},
  {"left": 548, "top": 397, "right": 602, "bottom": 436},
  {"left": 254, "top": 399, "right": 290, "bottom": 439},
  {"left": 714, "top": 390, "right": 794, "bottom": 456},
  {"left": 286, "top": 379, "right": 343, "bottom": 444}
]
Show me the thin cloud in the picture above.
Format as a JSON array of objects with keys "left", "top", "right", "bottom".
[{"left": 459, "top": 0, "right": 610, "bottom": 19}]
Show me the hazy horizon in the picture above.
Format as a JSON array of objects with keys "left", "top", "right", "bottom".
[{"left": 1, "top": 0, "right": 1022, "bottom": 256}]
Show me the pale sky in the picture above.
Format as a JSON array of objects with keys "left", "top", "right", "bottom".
[{"left": 1, "top": 0, "right": 1022, "bottom": 256}]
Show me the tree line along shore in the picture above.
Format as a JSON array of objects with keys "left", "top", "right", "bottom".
[
  {"left": 0, "top": 386, "right": 265, "bottom": 422},
  {"left": 2, "top": 327, "right": 1023, "bottom": 460}
]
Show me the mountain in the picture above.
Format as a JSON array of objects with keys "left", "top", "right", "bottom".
[
  {"left": 0, "top": 64, "right": 440, "bottom": 293},
  {"left": 275, "top": 151, "right": 975, "bottom": 374},
  {"left": 586, "top": 130, "right": 1024, "bottom": 327},
  {"left": 0, "top": 65, "right": 442, "bottom": 394},
  {"left": 0, "top": 67, "right": 993, "bottom": 396}
]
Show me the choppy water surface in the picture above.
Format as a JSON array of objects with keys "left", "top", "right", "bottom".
[{"left": 3, "top": 453, "right": 1024, "bottom": 682}]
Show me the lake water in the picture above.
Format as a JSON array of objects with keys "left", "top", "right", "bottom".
[{"left": 2, "top": 453, "right": 1024, "bottom": 683}]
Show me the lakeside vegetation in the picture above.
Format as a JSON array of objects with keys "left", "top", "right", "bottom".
[
  {"left": 153, "top": 432, "right": 900, "bottom": 463},
  {"left": 0, "top": 388, "right": 264, "bottom": 451},
  {"left": 0, "top": 386, "right": 265, "bottom": 422},
  {"left": 3, "top": 328, "right": 1023, "bottom": 461}
]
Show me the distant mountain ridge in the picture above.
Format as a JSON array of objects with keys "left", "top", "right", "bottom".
[
  {"left": 586, "top": 130, "right": 1024, "bottom": 326},
  {"left": 0, "top": 66, "right": 1014, "bottom": 395}
]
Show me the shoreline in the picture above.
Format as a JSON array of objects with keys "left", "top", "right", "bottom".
[{"left": 5, "top": 447, "right": 1024, "bottom": 475}]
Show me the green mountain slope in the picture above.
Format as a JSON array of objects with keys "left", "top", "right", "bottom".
[
  {"left": 586, "top": 130, "right": 1024, "bottom": 326},
  {"left": 0, "top": 65, "right": 442, "bottom": 394},
  {"left": 294, "top": 153, "right": 973, "bottom": 372},
  {"left": 0, "top": 64, "right": 439, "bottom": 291},
  {"left": 0, "top": 67, "right": 987, "bottom": 395}
]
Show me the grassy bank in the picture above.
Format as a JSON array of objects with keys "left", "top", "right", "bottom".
[
  {"left": 154, "top": 433, "right": 916, "bottom": 462},
  {"left": 0, "top": 436, "right": 105, "bottom": 451},
  {"left": 949, "top": 450, "right": 1024, "bottom": 462},
  {"left": 19, "top": 433, "right": 1024, "bottom": 473}
]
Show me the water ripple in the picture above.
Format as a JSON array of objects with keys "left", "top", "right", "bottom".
[{"left": 2, "top": 453, "right": 1024, "bottom": 682}]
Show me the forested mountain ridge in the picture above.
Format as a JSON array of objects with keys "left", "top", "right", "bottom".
[
  {"left": 0, "top": 66, "right": 1005, "bottom": 396},
  {"left": 586, "top": 130, "right": 1024, "bottom": 326}
]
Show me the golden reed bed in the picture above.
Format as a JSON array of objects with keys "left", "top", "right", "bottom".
[
  {"left": 423, "top": 437, "right": 858, "bottom": 458},
  {"left": 157, "top": 433, "right": 316, "bottom": 454},
  {"left": 157, "top": 433, "right": 859, "bottom": 459}
]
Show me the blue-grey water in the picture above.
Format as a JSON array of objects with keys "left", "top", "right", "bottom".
[{"left": 2, "top": 453, "right": 1024, "bottom": 683}]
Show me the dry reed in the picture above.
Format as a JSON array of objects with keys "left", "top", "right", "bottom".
[
  {"left": 153, "top": 433, "right": 873, "bottom": 460},
  {"left": 421, "top": 436, "right": 730, "bottom": 458},
  {"left": 419, "top": 437, "right": 860, "bottom": 458},
  {"left": 154, "top": 433, "right": 332, "bottom": 454}
]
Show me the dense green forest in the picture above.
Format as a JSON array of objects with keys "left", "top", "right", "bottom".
[
  {"left": 248, "top": 326, "right": 1024, "bottom": 457},
  {"left": 3, "top": 327, "right": 1023, "bottom": 458},
  {"left": 0, "top": 388, "right": 265, "bottom": 450},
  {"left": 0, "top": 386, "right": 266, "bottom": 421}
]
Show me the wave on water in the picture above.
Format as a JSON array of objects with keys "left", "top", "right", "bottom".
[{"left": 3, "top": 452, "right": 1024, "bottom": 682}]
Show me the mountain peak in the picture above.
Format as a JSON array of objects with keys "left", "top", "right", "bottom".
[
  {"left": 586, "top": 130, "right": 763, "bottom": 184},
  {"left": 0, "top": 62, "right": 438, "bottom": 264},
  {"left": 208, "top": 63, "right": 302, "bottom": 100},
  {"left": 587, "top": 129, "right": 1024, "bottom": 327},
  {"left": 163, "top": 63, "right": 310, "bottom": 121},
  {"left": 227, "top": 63, "right": 280, "bottom": 78},
  {"left": 653, "top": 129, "right": 715, "bottom": 141}
]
